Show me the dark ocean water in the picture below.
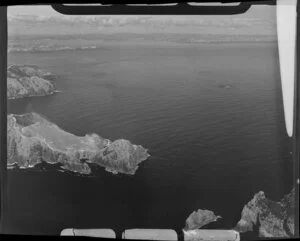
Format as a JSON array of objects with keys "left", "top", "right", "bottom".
[{"left": 5, "top": 42, "right": 293, "bottom": 237}]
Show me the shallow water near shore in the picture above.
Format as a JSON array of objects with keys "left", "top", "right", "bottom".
[{"left": 5, "top": 41, "right": 293, "bottom": 237}]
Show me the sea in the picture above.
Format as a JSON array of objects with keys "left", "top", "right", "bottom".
[{"left": 5, "top": 38, "right": 294, "bottom": 237}]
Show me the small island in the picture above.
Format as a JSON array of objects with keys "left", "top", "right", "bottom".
[
  {"left": 184, "top": 209, "right": 222, "bottom": 231},
  {"left": 7, "top": 113, "right": 150, "bottom": 175},
  {"left": 7, "top": 65, "right": 58, "bottom": 99}
]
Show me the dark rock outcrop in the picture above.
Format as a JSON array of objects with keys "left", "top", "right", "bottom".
[
  {"left": 184, "top": 209, "right": 222, "bottom": 231},
  {"left": 7, "top": 113, "right": 150, "bottom": 175},
  {"left": 234, "top": 188, "right": 295, "bottom": 237},
  {"left": 7, "top": 65, "right": 58, "bottom": 99}
]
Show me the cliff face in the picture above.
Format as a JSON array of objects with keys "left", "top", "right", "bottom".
[
  {"left": 235, "top": 189, "right": 295, "bottom": 238},
  {"left": 7, "top": 113, "right": 150, "bottom": 175},
  {"left": 7, "top": 65, "right": 57, "bottom": 99}
]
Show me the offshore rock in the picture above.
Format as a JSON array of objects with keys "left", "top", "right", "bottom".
[
  {"left": 7, "top": 113, "right": 150, "bottom": 175},
  {"left": 184, "top": 209, "right": 222, "bottom": 231},
  {"left": 234, "top": 188, "right": 295, "bottom": 237},
  {"left": 7, "top": 64, "right": 57, "bottom": 99}
]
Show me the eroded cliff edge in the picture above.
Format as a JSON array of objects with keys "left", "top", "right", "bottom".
[
  {"left": 7, "top": 113, "right": 150, "bottom": 175},
  {"left": 7, "top": 65, "right": 58, "bottom": 99}
]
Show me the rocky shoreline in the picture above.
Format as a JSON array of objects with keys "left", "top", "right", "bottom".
[{"left": 7, "top": 64, "right": 58, "bottom": 99}]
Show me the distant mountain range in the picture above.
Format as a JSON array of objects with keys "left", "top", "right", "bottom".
[
  {"left": 7, "top": 6, "right": 277, "bottom": 51},
  {"left": 7, "top": 7, "right": 276, "bottom": 36},
  {"left": 8, "top": 14, "right": 275, "bottom": 28}
]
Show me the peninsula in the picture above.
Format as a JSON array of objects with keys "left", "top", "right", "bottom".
[{"left": 7, "top": 113, "right": 150, "bottom": 175}]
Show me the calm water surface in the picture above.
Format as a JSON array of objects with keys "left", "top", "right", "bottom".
[{"left": 5, "top": 42, "right": 293, "bottom": 236}]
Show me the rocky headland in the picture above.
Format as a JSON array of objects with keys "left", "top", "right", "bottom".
[
  {"left": 7, "top": 112, "right": 150, "bottom": 175},
  {"left": 234, "top": 188, "right": 295, "bottom": 238},
  {"left": 7, "top": 65, "right": 58, "bottom": 99}
]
